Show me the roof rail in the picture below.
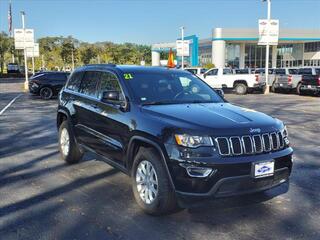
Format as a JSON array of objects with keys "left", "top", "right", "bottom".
[{"left": 84, "top": 63, "right": 117, "bottom": 67}]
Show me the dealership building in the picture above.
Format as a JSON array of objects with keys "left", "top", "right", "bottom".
[{"left": 151, "top": 27, "right": 320, "bottom": 68}]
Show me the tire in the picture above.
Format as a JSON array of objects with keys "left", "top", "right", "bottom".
[
  {"left": 132, "top": 147, "right": 179, "bottom": 215},
  {"left": 58, "top": 120, "right": 83, "bottom": 164},
  {"left": 40, "top": 87, "right": 53, "bottom": 100},
  {"left": 234, "top": 83, "right": 247, "bottom": 95},
  {"left": 271, "top": 82, "right": 276, "bottom": 93},
  {"left": 296, "top": 83, "right": 302, "bottom": 95}
]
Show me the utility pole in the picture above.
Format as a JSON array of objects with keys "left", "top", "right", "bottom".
[
  {"left": 21, "top": 11, "right": 29, "bottom": 91},
  {"left": 264, "top": 0, "right": 271, "bottom": 94},
  {"left": 180, "top": 26, "right": 184, "bottom": 70},
  {"left": 31, "top": 47, "right": 35, "bottom": 74}
]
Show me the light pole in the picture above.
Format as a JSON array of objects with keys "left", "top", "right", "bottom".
[
  {"left": 180, "top": 26, "right": 184, "bottom": 69},
  {"left": 21, "top": 11, "right": 29, "bottom": 91},
  {"left": 264, "top": 0, "right": 271, "bottom": 94}
]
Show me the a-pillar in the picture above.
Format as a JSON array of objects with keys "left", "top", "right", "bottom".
[{"left": 151, "top": 51, "right": 160, "bottom": 66}]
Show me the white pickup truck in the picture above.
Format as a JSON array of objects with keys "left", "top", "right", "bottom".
[{"left": 201, "top": 68, "right": 264, "bottom": 94}]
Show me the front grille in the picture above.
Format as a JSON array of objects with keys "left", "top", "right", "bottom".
[{"left": 215, "top": 132, "right": 284, "bottom": 156}]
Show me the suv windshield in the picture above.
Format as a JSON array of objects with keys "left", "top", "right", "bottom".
[{"left": 125, "top": 71, "right": 224, "bottom": 105}]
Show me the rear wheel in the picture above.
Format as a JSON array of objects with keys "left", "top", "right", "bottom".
[
  {"left": 40, "top": 87, "right": 53, "bottom": 100},
  {"left": 234, "top": 83, "right": 247, "bottom": 95},
  {"left": 271, "top": 82, "right": 277, "bottom": 93},
  {"left": 58, "top": 120, "right": 83, "bottom": 164},
  {"left": 296, "top": 83, "right": 302, "bottom": 95},
  {"left": 132, "top": 147, "right": 179, "bottom": 215}
]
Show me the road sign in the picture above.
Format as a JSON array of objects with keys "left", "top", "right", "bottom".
[
  {"left": 26, "top": 43, "right": 40, "bottom": 58},
  {"left": 258, "top": 19, "right": 279, "bottom": 46},
  {"left": 176, "top": 40, "right": 190, "bottom": 57},
  {"left": 14, "top": 28, "right": 34, "bottom": 49}
]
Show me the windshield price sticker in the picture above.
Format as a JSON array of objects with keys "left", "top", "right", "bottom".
[{"left": 124, "top": 73, "right": 134, "bottom": 80}]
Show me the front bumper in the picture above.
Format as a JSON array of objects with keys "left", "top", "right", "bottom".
[{"left": 167, "top": 147, "right": 293, "bottom": 199}]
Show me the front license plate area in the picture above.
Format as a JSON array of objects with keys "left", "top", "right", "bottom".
[{"left": 253, "top": 161, "right": 274, "bottom": 178}]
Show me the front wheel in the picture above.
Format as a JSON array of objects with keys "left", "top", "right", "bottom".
[
  {"left": 234, "top": 83, "right": 247, "bottom": 95},
  {"left": 40, "top": 87, "right": 53, "bottom": 100},
  {"left": 58, "top": 120, "right": 83, "bottom": 164},
  {"left": 132, "top": 147, "right": 179, "bottom": 215}
]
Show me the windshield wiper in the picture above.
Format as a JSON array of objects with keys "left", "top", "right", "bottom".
[{"left": 141, "top": 100, "right": 178, "bottom": 106}]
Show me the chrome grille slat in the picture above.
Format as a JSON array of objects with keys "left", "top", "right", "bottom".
[
  {"left": 230, "top": 136, "right": 242, "bottom": 155},
  {"left": 215, "top": 132, "right": 284, "bottom": 156},
  {"left": 242, "top": 135, "right": 254, "bottom": 154},
  {"left": 253, "top": 135, "right": 263, "bottom": 153}
]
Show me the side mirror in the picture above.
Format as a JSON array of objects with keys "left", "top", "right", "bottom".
[
  {"left": 102, "top": 90, "right": 120, "bottom": 102},
  {"left": 203, "top": 73, "right": 207, "bottom": 79},
  {"left": 216, "top": 89, "right": 224, "bottom": 98}
]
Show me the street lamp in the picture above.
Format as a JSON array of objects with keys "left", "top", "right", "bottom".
[
  {"left": 21, "top": 11, "right": 29, "bottom": 91},
  {"left": 180, "top": 26, "right": 184, "bottom": 69},
  {"left": 263, "top": 0, "right": 271, "bottom": 94}
]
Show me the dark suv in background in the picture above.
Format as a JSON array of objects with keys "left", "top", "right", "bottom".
[
  {"left": 57, "top": 64, "right": 293, "bottom": 215},
  {"left": 29, "top": 71, "right": 70, "bottom": 99}
]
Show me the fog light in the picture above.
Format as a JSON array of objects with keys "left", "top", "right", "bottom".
[{"left": 180, "top": 164, "right": 216, "bottom": 178}]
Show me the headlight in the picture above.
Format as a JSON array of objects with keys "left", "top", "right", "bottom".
[
  {"left": 282, "top": 125, "right": 288, "bottom": 138},
  {"left": 175, "top": 134, "right": 213, "bottom": 148}
]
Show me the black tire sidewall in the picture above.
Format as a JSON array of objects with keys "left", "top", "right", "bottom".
[
  {"left": 40, "top": 87, "right": 53, "bottom": 100},
  {"left": 58, "top": 120, "right": 82, "bottom": 164},
  {"left": 132, "top": 148, "right": 176, "bottom": 215}
]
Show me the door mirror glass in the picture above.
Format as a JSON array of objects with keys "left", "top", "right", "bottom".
[{"left": 102, "top": 90, "right": 120, "bottom": 102}]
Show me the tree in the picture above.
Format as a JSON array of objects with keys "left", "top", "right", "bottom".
[
  {"left": 79, "top": 44, "right": 97, "bottom": 65},
  {"left": 0, "top": 32, "right": 13, "bottom": 73}
]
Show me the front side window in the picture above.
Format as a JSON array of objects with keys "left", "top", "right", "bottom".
[
  {"left": 206, "top": 69, "right": 218, "bottom": 76},
  {"left": 67, "top": 71, "right": 84, "bottom": 92},
  {"left": 79, "top": 71, "right": 101, "bottom": 97},
  {"left": 98, "top": 72, "right": 123, "bottom": 100},
  {"left": 125, "top": 71, "right": 224, "bottom": 105}
]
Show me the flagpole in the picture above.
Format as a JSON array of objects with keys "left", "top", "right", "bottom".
[{"left": 9, "top": 0, "right": 15, "bottom": 63}]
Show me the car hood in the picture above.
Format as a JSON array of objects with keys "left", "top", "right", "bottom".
[{"left": 141, "top": 103, "right": 282, "bottom": 135}]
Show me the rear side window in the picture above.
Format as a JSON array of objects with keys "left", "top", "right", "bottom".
[
  {"left": 67, "top": 71, "right": 84, "bottom": 92},
  {"left": 235, "top": 69, "right": 249, "bottom": 74},
  {"left": 288, "top": 69, "right": 298, "bottom": 74},
  {"left": 98, "top": 72, "right": 123, "bottom": 99},
  {"left": 298, "top": 68, "right": 312, "bottom": 75},
  {"left": 315, "top": 68, "right": 320, "bottom": 75},
  {"left": 275, "top": 69, "right": 285, "bottom": 75},
  {"left": 47, "top": 73, "right": 67, "bottom": 81},
  {"left": 223, "top": 69, "right": 232, "bottom": 75},
  {"left": 79, "top": 71, "right": 101, "bottom": 97}
]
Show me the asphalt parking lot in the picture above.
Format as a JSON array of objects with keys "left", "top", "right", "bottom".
[{"left": 0, "top": 78, "right": 319, "bottom": 240}]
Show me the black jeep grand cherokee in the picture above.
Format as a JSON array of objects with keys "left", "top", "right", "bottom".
[{"left": 57, "top": 64, "right": 293, "bottom": 215}]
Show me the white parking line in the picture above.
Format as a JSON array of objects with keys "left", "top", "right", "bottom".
[{"left": 0, "top": 94, "right": 22, "bottom": 116}]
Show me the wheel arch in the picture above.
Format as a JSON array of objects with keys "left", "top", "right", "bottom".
[
  {"left": 233, "top": 80, "right": 248, "bottom": 87},
  {"left": 57, "top": 109, "right": 70, "bottom": 129},
  {"left": 126, "top": 136, "right": 175, "bottom": 190}
]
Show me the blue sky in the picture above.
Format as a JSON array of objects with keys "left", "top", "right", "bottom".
[{"left": 0, "top": 0, "right": 319, "bottom": 44}]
